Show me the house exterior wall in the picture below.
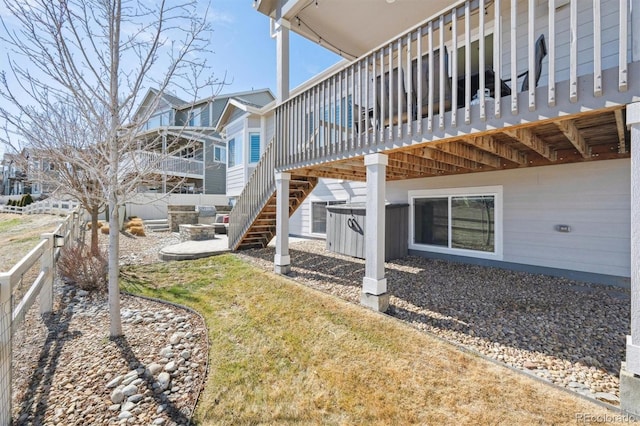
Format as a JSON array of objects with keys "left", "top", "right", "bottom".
[
  {"left": 264, "top": 110, "right": 276, "bottom": 143},
  {"left": 289, "top": 160, "right": 630, "bottom": 281},
  {"left": 290, "top": 179, "right": 368, "bottom": 237},
  {"left": 386, "top": 158, "right": 630, "bottom": 279},
  {"left": 225, "top": 117, "right": 246, "bottom": 198},
  {"left": 223, "top": 109, "right": 270, "bottom": 200},
  {"left": 203, "top": 139, "right": 226, "bottom": 194},
  {"left": 226, "top": 165, "right": 245, "bottom": 198}
]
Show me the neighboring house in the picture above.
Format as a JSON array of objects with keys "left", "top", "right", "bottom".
[
  {"left": 214, "top": 90, "right": 276, "bottom": 204},
  {"left": 237, "top": 0, "right": 640, "bottom": 412},
  {"left": 131, "top": 89, "right": 227, "bottom": 195},
  {"left": 1, "top": 150, "right": 56, "bottom": 196},
  {"left": 1, "top": 153, "right": 25, "bottom": 196},
  {"left": 132, "top": 88, "right": 274, "bottom": 196},
  {"left": 22, "top": 148, "right": 59, "bottom": 196}
]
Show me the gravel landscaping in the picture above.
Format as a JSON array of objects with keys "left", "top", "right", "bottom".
[
  {"left": 10, "top": 230, "right": 205, "bottom": 425},
  {"left": 7, "top": 226, "right": 629, "bottom": 424},
  {"left": 236, "top": 239, "right": 629, "bottom": 406}
]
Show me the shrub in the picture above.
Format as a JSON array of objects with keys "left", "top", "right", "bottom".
[
  {"left": 125, "top": 218, "right": 143, "bottom": 228},
  {"left": 101, "top": 224, "right": 110, "bottom": 234},
  {"left": 87, "top": 221, "right": 104, "bottom": 230},
  {"left": 21, "top": 194, "right": 33, "bottom": 206},
  {"left": 127, "top": 225, "right": 146, "bottom": 237},
  {"left": 57, "top": 244, "right": 108, "bottom": 292}
]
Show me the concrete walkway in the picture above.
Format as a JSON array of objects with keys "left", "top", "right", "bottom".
[{"left": 159, "top": 234, "right": 230, "bottom": 261}]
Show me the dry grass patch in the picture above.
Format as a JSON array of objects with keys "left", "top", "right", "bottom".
[
  {"left": 0, "top": 213, "right": 64, "bottom": 270},
  {"left": 121, "top": 255, "right": 615, "bottom": 425}
]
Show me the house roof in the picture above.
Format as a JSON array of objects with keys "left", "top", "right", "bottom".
[
  {"left": 132, "top": 87, "right": 274, "bottom": 134},
  {"left": 214, "top": 94, "right": 275, "bottom": 132},
  {"left": 132, "top": 88, "right": 187, "bottom": 123}
]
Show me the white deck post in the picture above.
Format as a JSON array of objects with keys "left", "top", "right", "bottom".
[
  {"left": 621, "top": 101, "right": 640, "bottom": 414},
  {"left": 275, "top": 2, "right": 290, "bottom": 103},
  {"left": 633, "top": 0, "right": 640, "bottom": 62},
  {"left": 274, "top": 171, "right": 291, "bottom": 274},
  {"left": 361, "top": 153, "right": 389, "bottom": 312}
]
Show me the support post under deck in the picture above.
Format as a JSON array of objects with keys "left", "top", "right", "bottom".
[
  {"left": 621, "top": 101, "right": 640, "bottom": 415},
  {"left": 274, "top": 171, "right": 291, "bottom": 274},
  {"left": 361, "top": 153, "right": 389, "bottom": 312}
]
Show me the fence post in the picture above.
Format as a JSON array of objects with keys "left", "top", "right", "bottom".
[
  {"left": 0, "top": 273, "right": 12, "bottom": 426},
  {"left": 72, "top": 211, "right": 79, "bottom": 243},
  {"left": 39, "top": 234, "right": 54, "bottom": 315}
]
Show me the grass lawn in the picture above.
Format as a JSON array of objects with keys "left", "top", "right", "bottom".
[{"left": 121, "top": 254, "right": 614, "bottom": 425}]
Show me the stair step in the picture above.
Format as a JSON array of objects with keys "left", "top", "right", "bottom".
[
  {"left": 144, "top": 219, "right": 169, "bottom": 224},
  {"left": 144, "top": 219, "right": 170, "bottom": 232},
  {"left": 232, "top": 173, "right": 318, "bottom": 250}
]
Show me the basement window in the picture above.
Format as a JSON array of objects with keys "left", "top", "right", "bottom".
[
  {"left": 311, "top": 200, "right": 346, "bottom": 234},
  {"left": 409, "top": 186, "right": 503, "bottom": 260}
]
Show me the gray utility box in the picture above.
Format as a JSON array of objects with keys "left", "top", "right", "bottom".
[{"left": 326, "top": 203, "right": 409, "bottom": 261}]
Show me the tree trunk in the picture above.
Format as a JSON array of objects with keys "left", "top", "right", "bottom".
[
  {"left": 108, "top": 198, "right": 122, "bottom": 337},
  {"left": 107, "top": 0, "right": 123, "bottom": 338}
]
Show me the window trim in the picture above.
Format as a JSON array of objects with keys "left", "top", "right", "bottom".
[
  {"left": 188, "top": 107, "right": 202, "bottom": 127},
  {"left": 409, "top": 186, "right": 503, "bottom": 260},
  {"left": 227, "top": 138, "right": 237, "bottom": 168},
  {"left": 248, "top": 132, "right": 261, "bottom": 164},
  {"left": 309, "top": 200, "right": 347, "bottom": 236},
  {"left": 213, "top": 145, "right": 226, "bottom": 163}
]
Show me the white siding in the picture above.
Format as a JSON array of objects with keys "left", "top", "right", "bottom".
[
  {"left": 386, "top": 159, "right": 630, "bottom": 278},
  {"left": 225, "top": 116, "right": 246, "bottom": 197},
  {"left": 247, "top": 117, "right": 261, "bottom": 128},
  {"left": 264, "top": 111, "right": 275, "bottom": 144},
  {"left": 290, "top": 179, "right": 367, "bottom": 237},
  {"left": 226, "top": 166, "right": 245, "bottom": 197}
]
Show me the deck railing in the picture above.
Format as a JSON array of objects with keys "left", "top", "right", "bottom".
[
  {"left": 0, "top": 208, "right": 82, "bottom": 425},
  {"left": 228, "top": 138, "right": 277, "bottom": 250},
  {"left": 129, "top": 150, "right": 204, "bottom": 177},
  {"left": 275, "top": 0, "right": 631, "bottom": 170}
]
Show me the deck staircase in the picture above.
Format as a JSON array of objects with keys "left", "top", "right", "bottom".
[{"left": 228, "top": 139, "right": 318, "bottom": 250}]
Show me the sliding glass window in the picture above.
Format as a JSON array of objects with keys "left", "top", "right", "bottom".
[{"left": 410, "top": 186, "right": 502, "bottom": 259}]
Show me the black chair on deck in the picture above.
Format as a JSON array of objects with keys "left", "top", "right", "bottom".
[
  {"left": 374, "top": 66, "right": 408, "bottom": 128},
  {"left": 411, "top": 47, "right": 452, "bottom": 117},
  {"left": 518, "top": 34, "right": 547, "bottom": 92}
]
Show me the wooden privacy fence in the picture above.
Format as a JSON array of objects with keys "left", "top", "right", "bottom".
[{"left": 0, "top": 208, "right": 82, "bottom": 426}]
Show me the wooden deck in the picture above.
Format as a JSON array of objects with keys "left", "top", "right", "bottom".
[
  {"left": 287, "top": 105, "right": 629, "bottom": 182},
  {"left": 230, "top": 0, "right": 637, "bottom": 250}
]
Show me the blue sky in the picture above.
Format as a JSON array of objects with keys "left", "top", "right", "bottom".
[
  {"left": 207, "top": 0, "right": 340, "bottom": 95},
  {"left": 0, "top": 1, "right": 340, "bottom": 156}
]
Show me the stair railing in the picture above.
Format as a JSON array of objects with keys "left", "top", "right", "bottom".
[{"left": 228, "top": 136, "right": 277, "bottom": 250}]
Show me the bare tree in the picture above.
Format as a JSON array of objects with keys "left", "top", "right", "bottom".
[
  {"left": 0, "top": 0, "right": 220, "bottom": 337},
  {"left": 13, "top": 101, "right": 107, "bottom": 254}
]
